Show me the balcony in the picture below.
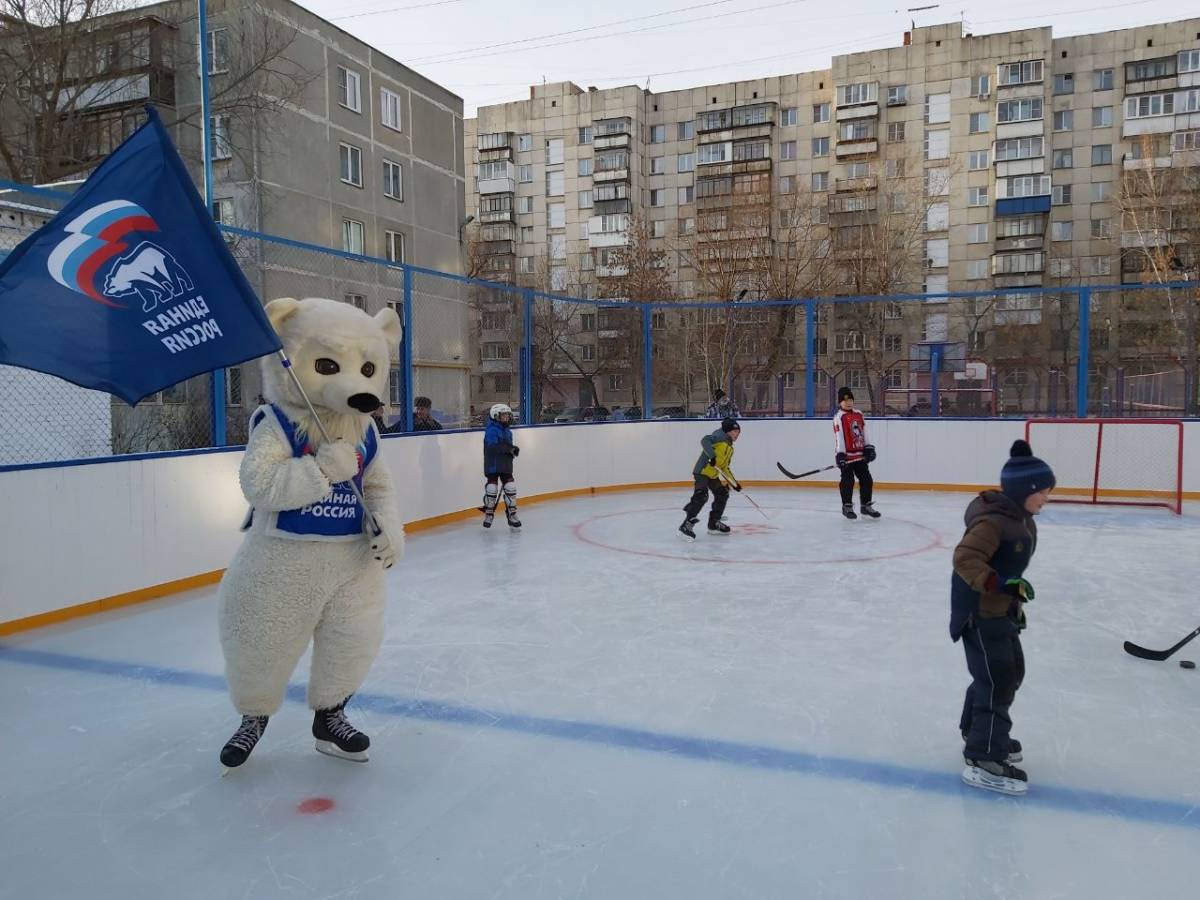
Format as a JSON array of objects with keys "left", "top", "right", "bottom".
[
  {"left": 835, "top": 103, "right": 879, "bottom": 122},
  {"left": 996, "top": 196, "right": 1051, "bottom": 217},
  {"left": 991, "top": 251, "right": 1045, "bottom": 276},
  {"left": 478, "top": 162, "right": 516, "bottom": 195},
  {"left": 732, "top": 158, "right": 772, "bottom": 175},
  {"left": 596, "top": 264, "right": 629, "bottom": 278},
  {"left": 592, "top": 168, "right": 630, "bottom": 184},
  {"left": 479, "top": 206, "right": 514, "bottom": 224},
  {"left": 835, "top": 175, "right": 877, "bottom": 192},
  {"left": 593, "top": 198, "right": 631, "bottom": 216},
  {"left": 1120, "top": 229, "right": 1171, "bottom": 248},
  {"left": 476, "top": 146, "right": 513, "bottom": 162},
  {"left": 593, "top": 133, "right": 629, "bottom": 151},
  {"left": 835, "top": 140, "right": 877, "bottom": 158},
  {"left": 995, "top": 235, "right": 1045, "bottom": 252},
  {"left": 1123, "top": 154, "right": 1174, "bottom": 170}
]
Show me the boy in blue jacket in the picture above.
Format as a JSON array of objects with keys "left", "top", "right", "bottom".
[{"left": 483, "top": 403, "right": 520, "bottom": 528}]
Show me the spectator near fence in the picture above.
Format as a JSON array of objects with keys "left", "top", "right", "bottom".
[
  {"left": 413, "top": 396, "right": 443, "bottom": 431},
  {"left": 705, "top": 389, "right": 739, "bottom": 420}
]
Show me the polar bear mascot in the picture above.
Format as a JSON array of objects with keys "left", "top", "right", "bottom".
[{"left": 217, "top": 297, "right": 403, "bottom": 769}]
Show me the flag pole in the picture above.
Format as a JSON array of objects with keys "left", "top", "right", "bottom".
[{"left": 198, "top": 0, "right": 227, "bottom": 445}]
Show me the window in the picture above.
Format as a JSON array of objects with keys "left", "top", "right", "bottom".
[
  {"left": 544, "top": 138, "right": 564, "bottom": 165},
  {"left": 383, "top": 159, "right": 403, "bottom": 200},
  {"left": 384, "top": 230, "right": 405, "bottom": 263},
  {"left": 968, "top": 186, "right": 988, "bottom": 206},
  {"left": 781, "top": 140, "right": 797, "bottom": 160},
  {"left": 1001, "top": 175, "right": 1051, "bottom": 198},
  {"left": 675, "top": 186, "right": 694, "bottom": 205},
  {"left": 578, "top": 158, "right": 593, "bottom": 176},
  {"left": 518, "top": 256, "right": 534, "bottom": 274},
  {"left": 649, "top": 156, "right": 666, "bottom": 175},
  {"left": 345, "top": 293, "right": 366, "bottom": 311},
  {"left": 1092, "top": 106, "right": 1113, "bottom": 128},
  {"left": 211, "top": 198, "right": 234, "bottom": 225},
  {"left": 649, "top": 188, "right": 665, "bottom": 207},
  {"left": 839, "top": 82, "right": 877, "bottom": 106},
  {"left": 1052, "top": 184, "right": 1072, "bottom": 205},
  {"left": 1053, "top": 73, "right": 1074, "bottom": 95},
  {"left": 887, "top": 122, "right": 906, "bottom": 143},
  {"left": 811, "top": 136, "right": 829, "bottom": 157},
  {"left": 578, "top": 221, "right": 589, "bottom": 240},
  {"left": 678, "top": 216, "right": 695, "bottom": 235},
  {"left": 549, "top": 234, "right": 567, "bottom": 260},
  {"left": 839, "top": 120, "right": 875, "bottom": 142},
  {"left": 967, "top": 223, "right": 989, "bottom": 243},
  {"left": 1052, "top": 149, "right": 1073, "bottom": 169},
  {"left": 968, "top": 149, "right": 989, "bottom": 170},
  {"left": 925, "top": 237, "right": 949, "bottom": 267},
  {"left": 578, "top": 126, "right": 593, "bottom": 145},
  {"left": 778, "top": 175, "right": 794, "bottom": 194},
  {"left": 580, "top": 344, "right": 595, "bottom": 362},
  {"left": 885, "top": 303, "right": 903, "bottom": 320},
  {"left": 810, "top": 206, "right": 828, "bottom": 225},
  {"left": 1051, "top": 220, "right": 1073, "bottom": 241},
  {"left": 969, "top": 112, "right": 990, "bottom": 133},
  {"left": 225, "top": 366, "right": 243, "bottom": 406},
  {"left": 884, "top": 158, "right": 905, "bottom": 178},
  {"left": 207, "top": 29, "right": 230, "bottom": 74},
  {"left": 387, "top": 367, "right": 403, "bottom": 406},
  {"left": 651, "top": 220, "right": 667, "bottom": 238},
  {"left": 994, "top": 136, "right": 1043, "bottom": 161},
  {"left": 971, "top": 74, "right": 991, "bottom": 97},
  {"left": 998, "top": 59, "right": 1043, "bottom": 85},
  {"left": 649, "top": 124, "right": 666, "bottom": 143},
  {"left": 520, "top": 225, "right": 534, "bottom": 242},
  {"left": 580, "top": 313, "right": 596, "bottom": 331},
  {"left": 482, "top": 342, "right": 512, "bottom": 361},
  {"left": 518, "top": 164, "right": 533, "bottom": 183},
  {"left": 210, "top": 115, "right": 232, "bottom": 159},
  {"left": 342, "top": 219, "right": 365, "bottom": 254},
  {"left": 887, "top": 85, "right": 907, "bottom": 105},
  {"left": 1091, "top": 144, "right": 1112, "bottom": 166},
  {"left": 923, "top": 129, "right": 949, "bottom": 160},
  {"left": 835, "top": 331, "right": 865, "bottom": 351},
  {"left": 339, "top": 143, "right": 362, "bottom": 186},
  {"left": 1176, "top": 130, "right": 1200, "bottom": 151},
  {"left": 1124, "top": 93, "right": 1174, "bottom": 118},
  {"left": 545, "top": 171, "right": 564, "bottom": 196},
  {"left": 997, "top": 217, "right": 1043, "bottom": 238},
  {"left": 1127, "top": 58, "right": 1174, "bottom": 81},
  {"left": 997, "top": 98, "right": 1042, "bottom": 123},
  {"left": 781, "top": 107, "right": 798, "bottom": 126},
  {"left": 578, "top": 190, "right": 593, "bottom": 209},
  {"left": 677, "top": 153, "right": 694, "bottom": 172},
  {"left": 1053, "top": 109, "right": 1074, "bottom": 131},
  {"left": 1093, "top": 68, "right": 1113, "bottom": 91},
  {"left": 1091, "top": 182, "right": 1111, "bottom": 202},
  {"left": 967, "top": 259, "right": 988, "bottom": 280},
  {"left": 884, "top": 334, "right": 903, "bottom": 353},
  {"left": 1091, "top": 218, "right": 1111, "bottom": 239},
  {"left": 1181, "top": 49, "right": 1200, "bottom": 73},
  {"left": 812, "top": 172, "right": 828, "bottom": 191},
  {"left": 698, "top": 143, "right": 729, "bottom": 164},
  {"left": 925, "top": 92, "right": 950, "bottom": 123},
  {"left": 518, "top": 196, "right": 534, "bottom": 214},
  {"left": 925, "top": 168, "right": 950, "bottom": 196},
  {"left": 678, "top": 121, "right": 694, "bottom": 140},
  {"left": 1085, "top": 255, "right": 1112, "bottom": 276},
  {"left": 1179, "top": 89, "right": 1200, "bottom": 113},
  {"left": 380, "top": 88, "right": 402, "bottom": 131},
  {"left": 337, "top": 66, "right": 361, "bottom": 112},
  {"left": 926, "top": 202, "right": 949, "bottom": 232},
  {"left": 518, "top": 133, "right": 533, "bottom": 151},
  {"left": 548, "top": 203, "right": 566, "bottom": 228},
  {"left": 813, "top": 102, "right": 830, "bottom": 123}
]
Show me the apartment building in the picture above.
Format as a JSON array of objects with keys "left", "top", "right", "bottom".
[
  {"left": 466, "top": 18, "right": 1200, "bottom": 417},
  {"left": 1, "top": 0, "right": 469, "bottom": 443}
]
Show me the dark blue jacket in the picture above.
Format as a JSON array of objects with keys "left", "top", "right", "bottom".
[
  {"left": 484, "top": 418, "right": 517, "bottom": 476},
  {"left": 950, "top": 491, "right": 1037, "bottom": 641}
]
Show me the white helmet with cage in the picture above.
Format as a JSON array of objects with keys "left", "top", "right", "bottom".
[{"left": 489, "top": 403, "right": 513, "bottom": 423}]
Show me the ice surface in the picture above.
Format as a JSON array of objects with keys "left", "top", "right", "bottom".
[{"left": 3, "top": 488, "right": 1199, "bottom": 899}]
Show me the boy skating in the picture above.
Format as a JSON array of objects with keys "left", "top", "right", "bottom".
[
  {"left": 679, "top": 418, "right": 741, "bottom": 540},
  {"left": 832, "top": 387, "right": 878, "bottom": 519},
  {"left": 482, "top": 403, "right": 520, "bottom": 528}
]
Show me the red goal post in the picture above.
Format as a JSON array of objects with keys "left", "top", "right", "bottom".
[{"left": 1025, "top": 419, "right": 1184, "bottom": 515}]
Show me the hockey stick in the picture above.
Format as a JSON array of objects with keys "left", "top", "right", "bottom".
[
  {"left": 717, "top": 468, "right": 770, "bottom": 520},
  {"left": 1123, "top": 624, "right": 1200, "bottom": 661},
  {"left": 776, "top": 461, "right": 839, "bottom": 480}
]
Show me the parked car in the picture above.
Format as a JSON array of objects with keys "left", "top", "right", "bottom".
[
  {"left": 554, "top": 406, "right": 610, "bottom": 423},
  {"left": 652, "top": 405, "right": 689, "bottom": 419}
]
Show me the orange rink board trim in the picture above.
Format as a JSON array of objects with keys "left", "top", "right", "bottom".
[{"left": 3, "top": 479, "right": 1195, "bottom": 636}]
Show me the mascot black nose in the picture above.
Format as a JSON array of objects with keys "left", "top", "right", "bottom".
[{"left": 348, "top": 393, "right": 381, "bottom": 413}]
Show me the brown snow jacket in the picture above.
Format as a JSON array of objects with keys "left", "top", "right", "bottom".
[{"left": 949, "top": 490, "right": 1037, "bottom": 640}]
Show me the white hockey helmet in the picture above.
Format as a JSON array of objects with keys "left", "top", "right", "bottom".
[{"left": 489, "top": 403, "right": 513, "bottom": 422}]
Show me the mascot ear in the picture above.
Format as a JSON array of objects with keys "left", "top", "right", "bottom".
[
  {"left": 265, "top": 297, "right": 302, "bottom": 332},
  {"left": 374, "top": 306, "right": 403, "bottom": 347}
]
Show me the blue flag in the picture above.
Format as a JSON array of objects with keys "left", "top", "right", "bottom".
[{"left": 0, "top": 106, "right": 281, "bottom": 404}]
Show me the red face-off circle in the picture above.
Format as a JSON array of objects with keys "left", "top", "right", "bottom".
[{"left": 297, "top": 797, "right": 335, "bottom": 815}]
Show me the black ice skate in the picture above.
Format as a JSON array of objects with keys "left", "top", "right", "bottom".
[
  {"left": 220, "top": 714, "right": 269, "bottom": 769},
  {"left": 861, "top": 502, "right": 881, "bottom": 519},
  {"left": 963, "top": 732, "right": 1022, "bottom": 764},
  {"left": 679, "top": 519, "right": 697, "bottom": 541},
  {"left": 313, "top": 699, "right": 370, "bottom": 762},
  {"left": 505, "top": 505, "right": 522, "bottom": 529},
  {"left": 482, "top": 511, "right": 494, "bottom": 528},
  {"left": 962, "top": 757, "right": 1028, "bottom": 795},
  {"left": 842, "top": 503, "right": 858, "bottom": 520},
  {"left": 707, "top": 520, "right": 731, "bottom": 535}
]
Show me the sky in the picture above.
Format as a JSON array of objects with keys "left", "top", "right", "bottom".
[{"left": 297, "top": 0, "right": 1200, "bottom": 115}]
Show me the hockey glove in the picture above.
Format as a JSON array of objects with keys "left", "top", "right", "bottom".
[
  {"left": 1004, "top": 577, "right": 1035, "bottom": 602},
  {"left": 835, "top": 452, "right": 848, "bottom": 470},
  {"left": 730, "top": 481, "right": 743, "bottom": 492},
  {"left": 864, "top": 445, "right": 877, "bottom": 463}
]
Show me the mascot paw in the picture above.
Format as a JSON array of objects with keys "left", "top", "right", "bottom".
[
  {"left": 369, "top": 527, "right": 399, "bottom": 569},
  {"left": 316, "top": 440, "right": 359, "bottom": 484}
]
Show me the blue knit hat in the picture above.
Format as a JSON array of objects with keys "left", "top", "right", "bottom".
[{"left": 1001, "top": 440, "right": 1056, "bottom": 505}]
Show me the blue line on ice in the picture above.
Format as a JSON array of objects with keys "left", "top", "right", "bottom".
[{"left": 3, "top": 644, "right": 1197, "bottom": 832}]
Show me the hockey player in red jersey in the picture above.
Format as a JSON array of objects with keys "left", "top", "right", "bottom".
[{"left": 832, "top": 387, "right": 879, "bottom": 519}]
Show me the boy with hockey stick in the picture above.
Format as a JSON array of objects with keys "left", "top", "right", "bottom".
[
  {"left": 832, "top": 387, "right": 879, "bottom": 519},
  {"left": 679, "top": 417, "right": 741, "bottom": 540},
  {"left": 482, "top": 403, "right": 521, "bottom": 528},
  {"left": 951, "top": 439, "right": 1055, "bottom": 795}
]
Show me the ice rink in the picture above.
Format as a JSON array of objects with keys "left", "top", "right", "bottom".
[{"left": 3, "top": 487, "right": 1198, "bottom": 899}]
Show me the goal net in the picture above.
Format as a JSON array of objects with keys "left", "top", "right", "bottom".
[{"left": 1025, "top": 419, "right": 1183, "bottom": 515}]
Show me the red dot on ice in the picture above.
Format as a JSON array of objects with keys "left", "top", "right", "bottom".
[{"left": 297, "top": 797, "right": 335, "bottom": 815}]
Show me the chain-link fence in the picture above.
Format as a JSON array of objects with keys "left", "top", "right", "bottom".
[{"left": 2, "top": 174, "right": 1198, "bottom": 467}]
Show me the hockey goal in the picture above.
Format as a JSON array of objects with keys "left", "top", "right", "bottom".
[{"left": 1025, "top": 419, "right": 1184, "bottom": 515}]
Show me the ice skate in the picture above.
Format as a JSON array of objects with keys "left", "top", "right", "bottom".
[
  {"left": 707, "top": 520, "right": 731, "bottom": 535},
  {"left": 963, "top": 732, "right": 1022, "bottom": 764},
  {"left": 679, "top": 519, "right": 697, "bottom": 541},
  {"left": 482, "top": 511, "right": 494, "bottom": 528},
  {"left": 220, "top": 715, "right": 268, "bottom": 769},
  {"left": 313, "top": 699, "right": 370, "bottom": 762},
  {"left": 842, "top": 503, "right": 858, "bottom": 520},
  {"left": 861, "top": 502, "right": 881, "bottom": 519},
  {"left": 505, "top": 504, "right": 522, "bottom": 529},
  {"left": 962, "top": 757, "right": 1028, "bottom": 795}
]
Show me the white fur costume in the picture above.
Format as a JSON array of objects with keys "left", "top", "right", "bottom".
[{"left": 218, "top": 297, "right": 403, "bottom": 716}]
